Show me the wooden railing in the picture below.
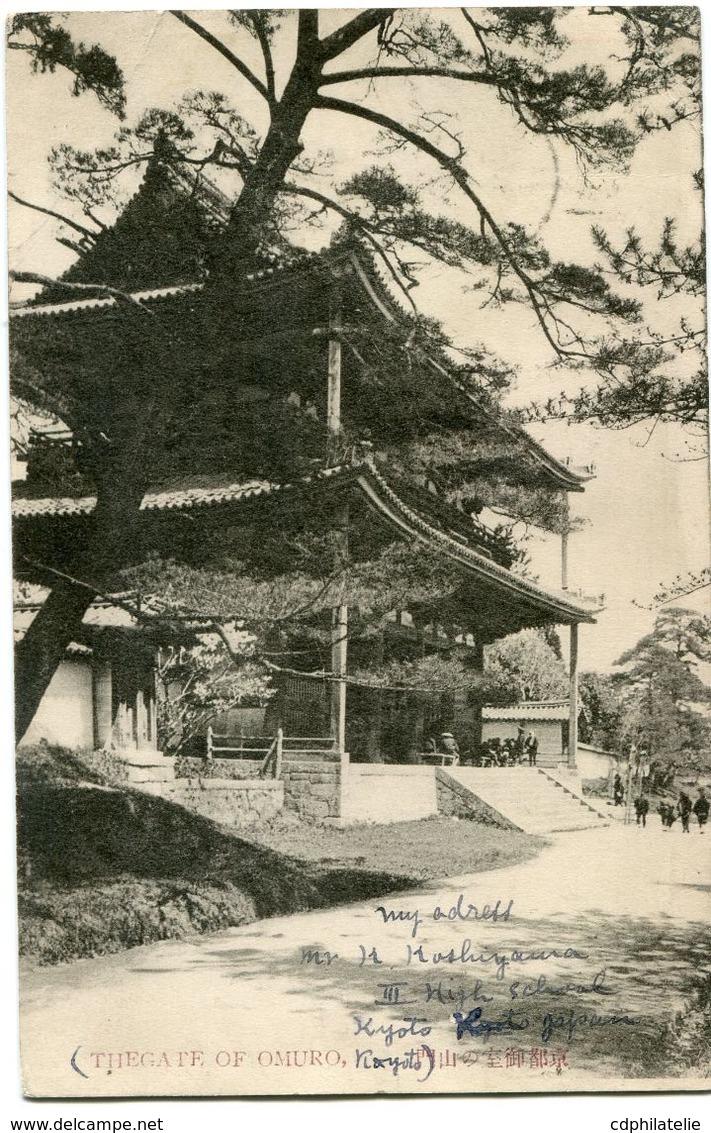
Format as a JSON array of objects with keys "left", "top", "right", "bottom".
[
  {"left": 418, "top": 751, "right": 460, "bottom": 768},
  {"left": 259, "top": 729, "right": 283, "bottom": 780},
  {"left": 206, "top": 726, "right": 338, "bottom": 778}
]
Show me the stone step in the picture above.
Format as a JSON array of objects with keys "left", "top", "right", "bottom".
[
  {"left": 443, "top": 767, "right": 609, "bottom": 833},
  {"left": 113, "top": 750, "right": 176, "bottom": 783}
]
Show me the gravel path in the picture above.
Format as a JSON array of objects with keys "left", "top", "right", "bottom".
[{"left": 20, "top": 821, "right": 710, "bottom": 1097}]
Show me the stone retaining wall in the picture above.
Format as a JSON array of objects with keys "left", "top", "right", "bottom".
[
  {"left": 282, "top": 761, "right": 341, "bottom": 821},
  {"left": 165, "top": 757, "right": 342, "bottom": 824},
  {"left": 435, "top": 768, "right": 520, "bottom": 829},
  {"left": 175, "top": 756, "right": 262, "bottom": 780},
  {"left": 139, "top": 778, "right": 283, "bottom": 828}
]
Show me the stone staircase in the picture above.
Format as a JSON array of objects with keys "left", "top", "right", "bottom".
[
  {"left": 440, "top": 766, "right": 610, "bottom": 834},
  {"left": 341, "top": 765, "right": 438, "bottom": 824}
]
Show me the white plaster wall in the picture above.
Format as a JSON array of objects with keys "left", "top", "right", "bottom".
[
  {"left": 577, "top": 747, "right": 614, "bottom": 780},
  {"left": 19, "top": 659, "right": 94, "bottom": 750}
]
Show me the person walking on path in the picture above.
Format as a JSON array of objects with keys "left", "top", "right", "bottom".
[
  {"left": 634, "top": 795, "right": 650, "bottom": 828},
  {"left": 613, "top": 773, "right": 624, "bottom": 807},
  {"left": 677, "top": 791, "right": 693, "bottom": 833},
  {"left": 693, "top": 788, "right": 709, "bottom": 833},
  {"left": 657, "top": 800, "right": 676, "bottom": 829}
]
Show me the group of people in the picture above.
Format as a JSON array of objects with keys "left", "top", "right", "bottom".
[
  {"left": 658, "top": 789, "right": 708, "bottom": 833},
  {"left": 478, "top": 727, "right": 539, "bottom": 767},
  {"left": 614, "top": 773, "right": 709, "bottom": 833},
  {"left": 425, "top": 725, "right": 539, "bottom": 767}
]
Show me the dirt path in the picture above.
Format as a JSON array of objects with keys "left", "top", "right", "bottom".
[{"left": 20, "top": 823, "right": 710, "bottom": 1097}]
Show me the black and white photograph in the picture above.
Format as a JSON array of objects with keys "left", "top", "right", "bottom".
[{"left": 5, "top": 3, "right": 710, "bottom": 1099}]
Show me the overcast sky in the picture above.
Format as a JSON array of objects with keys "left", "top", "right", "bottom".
[{"left": 5, "top": 6, "right": 710, "bottom": 672}]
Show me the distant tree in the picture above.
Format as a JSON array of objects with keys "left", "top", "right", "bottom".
[
  {"left": 485, "top": 627, "right": 568, "bottom": 702},
  {"left": 612, "top": 606, "right": 711, "bottom": 768},
  {"left": 579, "top": 671, "right": 624, "bottom": 750}
]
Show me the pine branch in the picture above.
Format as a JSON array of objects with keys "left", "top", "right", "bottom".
[
  {"left": 9, "top": 189, "right": 99, "bottom": 242},
  {"left": 314, "top": 94, "right": 589, "bottom": 364},
  {"left": 247, "top": 11, "right": 277, "bottom": 114},
  {"left": 281, "top": 181, "right": 418, "bottom": 313},
  {"left": 319, "top": 64, "right": 500, "bottom": 86},
  {"left": 169, "top": 11, "right": 270, "bottom": 104},
  {"left": 318, "top": 10, "right": 396, "bottom": 62}
]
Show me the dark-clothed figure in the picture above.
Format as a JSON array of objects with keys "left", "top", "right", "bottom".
[
  {"left": 634, "top": 796, "right": 649, "bottom": 828},
  {"left": 485, "top": 739, "right": 501, "bottom": 767},
  {"left": 613, "top": 774, "right": 624, "bottom": 807},
  {"left": 514, "top": 726, "right": 526, "bottom": 763},
  {"left": 677, "top": 791, "right": 693, "bottom": 833},
  {"left": 693, "top": 789, "right": 709, "bottom": 833},
  {"left": 439, "top": 731, "right": 460, "bottom": 765},
  {"left": 657, "top": 801, "right": 676, "bottom": 829},
  {"left": 525, "top": 730, "right": 539, "bottom": 767}
]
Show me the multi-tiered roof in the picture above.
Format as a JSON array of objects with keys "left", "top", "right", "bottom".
[{"left": 11, "top": 149, "right": 599, "bottom": 643}]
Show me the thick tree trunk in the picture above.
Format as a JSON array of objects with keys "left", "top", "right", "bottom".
[
  {"left": 214, "top": 44, "right": 323, "bottom": 282},
  {"left": 15, "top": 580, "right": 98, "bottom": 743},
  {"left": 14, "top": 77, "right": 322, "bottom": 740},
  {"left": 14, "top": 462, "right": 148, "bottom": 743},
  {"left": 14, "top": 12, "right": 392, "bottom": 743},
  {"left": 13, "top": 70, "right": 323, "bottom": 744}
]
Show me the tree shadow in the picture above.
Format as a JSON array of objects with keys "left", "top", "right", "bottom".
[{"left": 173, "top": 905, "right": 711, "bottom": 1081}]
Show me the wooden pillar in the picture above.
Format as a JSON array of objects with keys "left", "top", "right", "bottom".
[
  {"left": 136, "top": 688, "right": 148, "bottom": 749},
  {"left": 331, "top": 603, "right": 348, "bottom": 754},
  {"left": 472, "top": 638, "right": 485, "bottom": 752},
  {"left": 568, "top": 623, "right": 579, "bottom": 769},
  {"left": 328, "top": 280, "right": 347, "bottom": 754},
  {"left": 148, "top": 665, "right": 158, "bottom": 750},
  {"left": 327, "top": 299, "right": 342, "bottom": 447},
  {"left": 92, "top": 659, "right": 112, "bottom": 750},
  {"left": 561, "top": 493, "right": 570, "bottom": 590},
  {"left": 363, "top": 633, "right": 384, "bottom": 762},
  {"left": 116, "top": 700, "right": 133, "bottom": 749}
]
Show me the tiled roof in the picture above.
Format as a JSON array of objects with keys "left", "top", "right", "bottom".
[
  {"left": 8, "top": 252, "right": 325, "bottom": 322},
  {"left": 9, "top": 242, "right": 589, "bottom": 492},
  {"left": 12, "top": 463, "right": 374, "bottom": 520},
  {"left": 361, "top": 465, "right": 599, "bottom": 622},
  {"left": 12, "top": 461, "right": 600, "bottom": 623},
  {"left": 14, "top": 599, "right": 138, "bottom": 641},
  {"left": 10, "top": 282, "right": 203, "bottom": 321},
  {"left": 12, "top": 476, "right": 273, "bottom": 518},
  {"left": 483, "top": 700, "right": 570, "bottom": 721}
]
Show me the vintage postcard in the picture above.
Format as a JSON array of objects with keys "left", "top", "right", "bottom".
[{"left": 7, "top": 5, "right": 710, "bottom": 1098}]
